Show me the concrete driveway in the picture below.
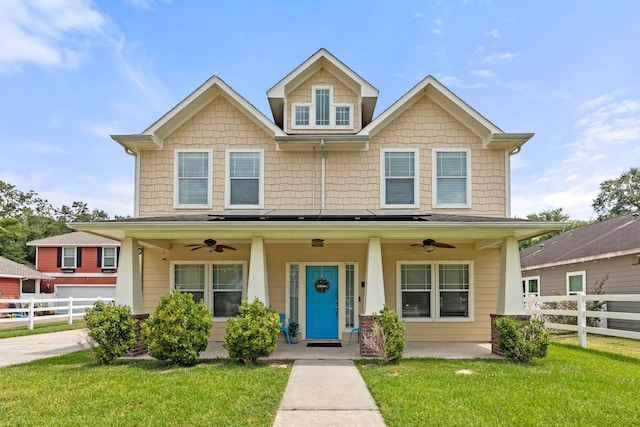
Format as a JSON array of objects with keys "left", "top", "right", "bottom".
[{"left": 0, "top": 329, "right": 86, "bottom": 367}]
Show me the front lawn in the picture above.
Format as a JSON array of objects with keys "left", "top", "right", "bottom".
[
  {"left": 0, "top": 319, "right": 85, "bottom": 339},
  {"left": 357, "top": 343, "right": 640, "bottom": 427},
  {"left": 0, "top": 351, "right": 292, "bottom": 426}
]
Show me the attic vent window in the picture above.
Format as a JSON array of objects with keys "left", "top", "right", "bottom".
[{"left": 291, "top": 86, "right": 353, "bottom": 129}]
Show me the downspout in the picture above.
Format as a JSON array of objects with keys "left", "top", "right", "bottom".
[{"left": 321, "top": 139, "right": 326, "bottom": 210}]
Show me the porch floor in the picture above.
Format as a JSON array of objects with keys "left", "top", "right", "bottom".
[{"left": 198, "top": 340, "right": 496, "bottom": 360}]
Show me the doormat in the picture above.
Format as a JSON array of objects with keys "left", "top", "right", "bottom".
[{"left": 307, "top": 342, "right": 342, "bottom": 348}]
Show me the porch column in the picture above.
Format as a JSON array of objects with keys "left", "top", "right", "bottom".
[
  {"left": 247, "top": 237, "right": 269, "bottom": 304},
  {"left": 496, "top": 236, "right": 524, "bottom": 315},
  {"left": 364, "top": 237, "right": 385, "bottom": 314},
  {"left": 115, "top": 237, "right": 143, "bottom": 314}
]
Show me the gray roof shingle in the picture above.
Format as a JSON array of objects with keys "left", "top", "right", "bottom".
[
  {"left": 27, "top": 231, "right": 119, "bottom": 247},
  {"left": 0, "top": 257, "right": 53, "bottom": 280}
]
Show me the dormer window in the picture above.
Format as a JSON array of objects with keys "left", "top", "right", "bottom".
[{"left": 291, "top": 86, "right": 353, "bottom": 129}]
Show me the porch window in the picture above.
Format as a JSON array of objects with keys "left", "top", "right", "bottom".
[
  {"left": 382, "top": 150, "right": 418, "bottom": 207},
  {"left": 227, "top": 150, "right": 263, "bottom": 208},
  {"left": 212, "top": 264, "right": 243, "bottom": 317},
  {"left": 400, "top": 264, "right": 432, "bottom": 318},
  {"left": 433, "top": 150, "right": 470, "bottom": 208},
  {"left": 289, "top": 264, "right": 299, "bottom": 323},
  {"left": 102, "top": 247, "right": 117, "bottom": 269},
  {"left": 438, "top": 264, "right": 469, "bottom": 318},
  {"left": 175, "top": 150, "right": 211, "bottom": 207},
  {"left": 567, "top": 271, "right": 585, "bottom": 295},
  {"left": 345, "top": 264, "right": 355, "bottom": 328},
  {"left": 174, "top": 264, "right": 205, "bottom": 304}
]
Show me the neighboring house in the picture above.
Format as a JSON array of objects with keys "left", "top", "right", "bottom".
[
  {"left": 73, "top": 49, "right": 561, "bottom": 343},
  {"left": 0, "top": 256, "right": 53, "bottom": 302},
  {"left": 26, "top": 231, "right": 120, "bottom": 300},
  {"left": 521, "top": 212, "right": 640, "bottom": 332}
]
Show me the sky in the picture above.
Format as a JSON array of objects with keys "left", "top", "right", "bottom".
[{"left": 1, "top": 0, "right": 639, "bottom": 221}]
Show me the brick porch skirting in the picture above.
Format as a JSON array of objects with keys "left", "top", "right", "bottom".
[
  {"left": 490, "top": 313, "right": 531, "bottom": 356},
  {"left": 124, "top": 313, "right": 149, "bottom": 357},
  {"left": 359, "top": 314, "right": 376, "bottom": 357}
]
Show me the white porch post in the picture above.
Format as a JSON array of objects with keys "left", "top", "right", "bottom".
[
  {"left": 496, "top": 236, "right": 524, "bottom": 315},
  {"left": 247, "top": 237, "right": 269, "bottom": 304},
  {"left": 115, "top": 237, "right": 143, "bottom": 314},
  {"left": 364, "top": 237, "right": 385, "bottom": 314}
]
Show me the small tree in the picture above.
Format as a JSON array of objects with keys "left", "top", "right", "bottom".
[
  {"left": 362, "top": 305, "right": 406, "bottom": 363},
  {"left": 141, "top": 288, "right": 212, "bottom": 367},
  {"left": 223, "top": 298, "right": 280, "bottom": 364},
  {"left": 494, "top": 316, "right": 550, "bottom": 363},
  {"left": 84, "top": 301, "right": 136, "bottom": 365}
]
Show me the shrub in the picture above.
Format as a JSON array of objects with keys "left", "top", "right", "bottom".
[
  {"left": 494, "top": 316, "right": 550, "bottom": 363},
  {"left": 362, "top": 305, "right": 406, "bottom": 363},
  {"left": 223, "top": 298, "right": 280, "bottom": 364},
  {"left": 84, "top": 301, "right": 136, "bottom": 365},
  {"left": 140, "top": 288, "right": 212, "bottom": 367}
]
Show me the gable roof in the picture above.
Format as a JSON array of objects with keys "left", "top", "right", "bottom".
[
  {"left": 0, "top": 256, "right": 52, "bottom": 280},
  {"left": 267, "top": 48, "right": 379, "bottom": 128},
  {"left": 521, "top": 212, "right": 640, "bottom": 270},
  {"left": 112, "top": 75, "right": 286, "bottom": 154},
  {"left": 360, "top": 75, "right": 533, "bottom": 152},
  {"left": 27, "top": 231, "right": 119, "bottom": 247}
]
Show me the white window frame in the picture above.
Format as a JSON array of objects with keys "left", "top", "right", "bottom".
[
  {"left": 225, "top": 149, "right": 264, "bottom": 209},
  {"left": 566, "top": 271, "right": 586, "bottom": 295},
  {"left": 381, "top": 148, "right": 419, "bottom": 208},
  {"left": 396, "top": 260, "right": 474, "bottom": 322},
  {"left": 62, "top": 247, "right": 77, "bottom": 269},
  {"left": 432, "top": 148, "right": 472, "bottom": 209},
  {"left": 290, "top": 86, "right": 353, "bottom": 130},
  {"left": 102, "top": 247, "right": 118, "bottom": 269},
  {"left": 522, "top": 276, "right": 540, "bottom": 297},
  {"left": 173, "top": 149, "right": 213, "bottom": 209},
  {"left": 171, "top": 260, "right": 248, "bottom": 322}
]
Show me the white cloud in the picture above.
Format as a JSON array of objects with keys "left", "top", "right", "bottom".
[
  {"left": 0, "top": 0, "right": 106, "bottom": 73},
  {"left": 486, "top": 29, "right": 499, "bottom": 38},
  {"left": 414, "top": 12, "right": 423, "bottom": 19},
  {"left": 471, "top": 69, "right": 496, "bottom": 79},
  {"left": 126, "top": 0, "right": 172, "bottom": 10}
]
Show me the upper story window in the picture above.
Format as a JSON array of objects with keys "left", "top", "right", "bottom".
[
  {"left": 57, "top": 247, "right": 81, "bottom": 272},
  {"left": 381, "top": 149, "right": 418, "bottom": 208},
  {"left": 175, "top": 150, "right": 212, "bottom": 208},
  {"left": 62, "top": 247, "right": 77, "bottom": 268},
  {"left": 102, "top": 247, "right": 117, "bottom": 269},
  {"left": 567, "top": 271, "right": 586, "bottom": 295},
  {"left": 433, "top": 149, "right": 471, "bottom": 208},
  {"left": 291, "top": 86, "right": 353, "bottom": 129},
  {"left": 226, "top": 150, "right": 263, "bottom": 208}
]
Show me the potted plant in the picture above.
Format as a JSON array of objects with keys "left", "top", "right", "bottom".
[{"left": 288, "top": 319, "right": 299, "bottom": 344}]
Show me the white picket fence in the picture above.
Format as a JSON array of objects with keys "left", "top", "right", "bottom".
[
  {"left": 524, "top": 294, "right": 640, "bottom": 348},
  {"left": 0, "top": 297, "right": 115, "bottom": 330}
]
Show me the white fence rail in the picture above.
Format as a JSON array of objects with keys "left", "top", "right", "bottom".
[
  {"left": 524, "top": 294, "right": 640, "bottom": 348},
  {"left": 0, "top": 297, "right": 115, "bottom": 330}
]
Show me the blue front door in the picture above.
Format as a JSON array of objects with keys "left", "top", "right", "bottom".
[{"left": 306, "top": 266, "right": 339, "bottom": 339}]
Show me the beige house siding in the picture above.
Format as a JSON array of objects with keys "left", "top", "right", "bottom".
[{"left": 286, "top": 68, "right": 360, "bottom": 134}]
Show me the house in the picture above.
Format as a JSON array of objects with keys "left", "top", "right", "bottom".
[
  {"left": 0, "top": 256, "right": 52, "bottom": 302},
  {"left": 72, "top": 49, "right": 562, "bottom": 347},
  {"left": 521, "top": 212, "right": 640, "bottom": 332},
  {"left": 26, "top": 231, "right": 120, "bottom": 300}
]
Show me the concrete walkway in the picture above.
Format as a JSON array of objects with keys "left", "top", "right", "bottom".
[
  {"left": 272, "top": 359, "right": 386, "bottom": 427},
  {"left": 0, "top": 329, "right": 86, "bottom": 367}
]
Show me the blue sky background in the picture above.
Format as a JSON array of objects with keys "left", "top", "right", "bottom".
[{"left": 1, "top": 0, "right": 639, "bottom": 220}]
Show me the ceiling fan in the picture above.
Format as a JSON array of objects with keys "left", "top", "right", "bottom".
[
  {"left": 411, "top": 238, "right": 456, "bottom": 252},
  {"left": 185, "top": 239, "right": 237, "bottom": 253}
]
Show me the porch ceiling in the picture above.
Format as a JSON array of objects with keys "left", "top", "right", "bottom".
[{"left": 70, "top": 210, "right": 566, "bottom": 249}]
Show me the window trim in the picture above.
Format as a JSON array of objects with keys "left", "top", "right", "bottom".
[
  {"left": 62, "top": 247, "right": 77, "bottom": 269},
  {"left": 566, "top": 270, "right": 586, "bottom": 295},
  {"left": 396, "top": 260, "right": 474, "bottom": 322},
  {"left": 380, "top": 148, "right": 419, "bottom": 209},
  {"left": 225, "top": 149, "right": 264, "bottom": 209},
  {"left": 432, "top": 148, "right": 472, "bottom": 209},
  {"left": 290, "top": 86, "right": 353, "bottom": 130},
  {"left": 173, "top": 149, "right": 213, "bottom": 209},
  {"left": 171, "top": 260, "right": 248, "bottom": 321},
  {"left": 102, "top": 247, "right": 118, "bottom": 269},
  {"left": 522, "top": 276, "right": 540, "bottom": 297}
]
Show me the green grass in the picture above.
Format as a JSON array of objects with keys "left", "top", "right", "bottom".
[
  {"left": 0, "top": 351, "right": 292, "bottom": 426},
  {"left": 357, "top": 343, "right": 640, "bottom": 427},
  {"left": 0, "top": 319, "right": 85, "bottom": 339},
  {"left": 551, "top": 333, "right": 640, "bottom": 359}
]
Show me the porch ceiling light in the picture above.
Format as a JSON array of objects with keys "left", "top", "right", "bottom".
[
  {"left": 311, "top": 238, "right": 324, "bottom": 248},
  {"left": 424, "top": 244, "right": 436, "bottom": 252}
]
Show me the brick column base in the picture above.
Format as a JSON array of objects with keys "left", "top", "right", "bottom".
[
  {"left": 359, "top": 314, "right": 376, "bottom": 357},
  {"left": 490, "top": 314, "right": 531, "bottom": 356},
  {"left": 125, "top": 313, "right": 149, "bottom": 357}
]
